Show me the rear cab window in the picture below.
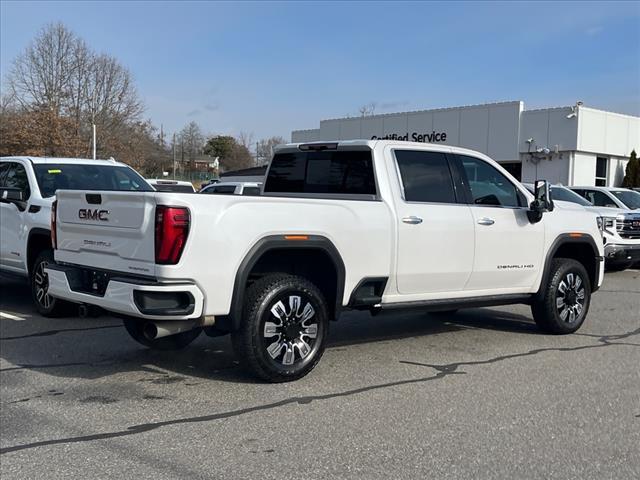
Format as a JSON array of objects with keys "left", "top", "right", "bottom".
[{"left": 264, "top": 148, "right": 377, "bottom": 199}]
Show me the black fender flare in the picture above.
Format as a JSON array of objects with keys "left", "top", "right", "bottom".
[
  {"left": 538, "top": 233, "right": 602, "bottom": 295},
  {"left": 26, "top": 227, "right": 52, "bottom": 273},
  {"left": 225, "top": 235, "right": 346, "bottom": 331}
]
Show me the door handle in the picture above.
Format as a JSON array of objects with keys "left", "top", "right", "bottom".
[
  {"left": 402, "top": 216, "right": 423, "bottom": 225},
  {"left": 477, "top": 217, "right": 495, "bottom": 226}
]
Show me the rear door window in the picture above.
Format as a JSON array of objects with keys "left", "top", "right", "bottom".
[
  {"left": 264, "top": 150, "right": 376, "bottom": 197},
  {"left": 394, "top": 150, "right": 457, "bottom": 203}
]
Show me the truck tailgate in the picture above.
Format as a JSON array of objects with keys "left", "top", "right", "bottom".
[{"left": 54, "top": 190, "right": 157, "bottom": 277}]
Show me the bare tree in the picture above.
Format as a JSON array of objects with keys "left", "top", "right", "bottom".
[
  {"left": 7, "top": 22, "right": 80, "bottom": 113},
  {"left": 179, "top": 121, "right": 205, "bottom": 165},
  {"left": 256, "top": 135, "right": 286, "bottom": 165},
  {"left": 4, "top": 22, "right": 145, "bottom": 158}
]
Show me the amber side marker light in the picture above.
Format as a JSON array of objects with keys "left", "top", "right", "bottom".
[
  {"left": 569, "top": 233, "right": 583, "bottom": 238},
  {"left": 284, "top": 235, "right": 309, "bottom": 241}
]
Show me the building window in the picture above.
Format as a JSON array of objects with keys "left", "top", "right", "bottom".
[{"left": 595, "top": 157, "right": 608, "bottom": 187}]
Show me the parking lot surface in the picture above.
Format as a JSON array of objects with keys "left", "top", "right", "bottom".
[{"left": 1, "top": 270, "right": 639, "bottom": 479}]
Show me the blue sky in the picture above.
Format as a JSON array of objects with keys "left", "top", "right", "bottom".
[{"left": 1, "top": 1, "right": 639, "bottom": 142}]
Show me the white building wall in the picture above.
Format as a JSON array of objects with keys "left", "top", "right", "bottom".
[
  {"left": 519, "top": 107, "right": 579, "bottom": 155},
  {"left": 572, "top": 152, "right": 597, "bottom": 186},
  {"left": 291, "top": 101, "right": 523, "bottom": 162},
  {"left": 577, "top": 107, "right": 640, "bottom": 156},
  {"left": 521, "top": 152, "right": 571, "bottom": 184},
  {"left": 291, "top": 129, "right": 319, "bottom": 143},
  {"left": 292, "top": 101, "right": 640, "bottom": 187}
]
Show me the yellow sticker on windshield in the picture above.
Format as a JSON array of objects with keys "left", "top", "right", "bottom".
[{"left": 48, "top": 169, "right": 62, "bottom": 174}]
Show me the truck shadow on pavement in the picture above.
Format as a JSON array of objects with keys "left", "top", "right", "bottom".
[
  {"left": 2, "top": 313, "right": 538, "bottom": 388},
  {"left": 1, "top": 274, "right": 541, "bottom": 385}
]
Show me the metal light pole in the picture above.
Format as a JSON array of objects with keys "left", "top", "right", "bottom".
[
  {"left": 172, "top": 133, "right": 177, "bottom": 180},
  {"left": 92, "top": 123, "right": 97, "bottom": 160}
]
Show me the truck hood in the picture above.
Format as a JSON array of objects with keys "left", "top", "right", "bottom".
[{"left": 584, "top": 205, "right": 628, "bottom": 217}]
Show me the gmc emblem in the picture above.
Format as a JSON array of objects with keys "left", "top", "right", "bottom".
[{"left": 78, "top": 209, "right": 109, "bottom": 221}]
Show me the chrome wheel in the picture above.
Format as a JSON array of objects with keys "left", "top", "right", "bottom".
[
  {"left": 34, "top": 259, "right": 52, "bottom": 310},
  {"left": 555, "top": 272, "right": 585, "bottom": 324},
  {"left": 262, "top": 295, "right": 319, "bottom": 366}
]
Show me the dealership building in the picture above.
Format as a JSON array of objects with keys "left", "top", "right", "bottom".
[{"left": 291, "top": 101, "right": 640, "bottom": 186}]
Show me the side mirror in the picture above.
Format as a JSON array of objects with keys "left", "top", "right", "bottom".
[
  {"left": 0, "top": 187, "right": 27, "bottom": 211},
  {"left": 527, "top": 180, "right": 554, "bottom": 223}
]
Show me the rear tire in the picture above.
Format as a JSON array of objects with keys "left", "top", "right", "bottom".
[
  {"left": 231, "top": 273, "right": 329, "bottom": 382},
  {"left": 123, "top": 319, "right": 201, "bottom": 350},
  {"left": 531, "top": 258, "right": 591, "bottom": 334},
  {"left": 31, "top": 250, "right": 71, "bottom": 317}
]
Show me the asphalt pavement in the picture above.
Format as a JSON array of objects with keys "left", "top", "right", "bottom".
[{"left": 1, "top": 270, "right": 638, "bottom": 479}]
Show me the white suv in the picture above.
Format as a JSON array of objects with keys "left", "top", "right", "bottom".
[
  {"left": 0, "top": 157, "right": 152, "bottom": 316},
  {"left": 570, "top": 186, "right": 640, "bottom": 210}
]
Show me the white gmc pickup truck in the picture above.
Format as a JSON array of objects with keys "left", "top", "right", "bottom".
[
  {"left": 0, "top": 156, "right": 152, "bottom": 316},
  {"left": 46, "top": 140, "right": 605, "bottom": 382}
]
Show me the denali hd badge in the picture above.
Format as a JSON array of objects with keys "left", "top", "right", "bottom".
[{"left": 78, "top": 209, "right": 109, "bottom": 221}]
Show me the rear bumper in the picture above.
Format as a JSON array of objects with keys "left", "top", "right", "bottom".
[
  {"left": 604, "top": 243, "right": 640, "bottom": 265},
  {"left": 45, "top": 264, "right": 204, "bottom": 320}
]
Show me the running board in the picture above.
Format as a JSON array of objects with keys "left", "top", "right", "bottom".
[{"left": 380, "top": 294, "right": 533, "bottom": 312}]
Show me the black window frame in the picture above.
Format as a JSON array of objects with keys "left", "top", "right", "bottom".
[
  {"left": 451, "top": 154, "right": 527, "bottom": 208},
  {"left": 263, "top": 147, "right": 380, "bottom": 202},
  {"left": 392, "top": 149, "right": 464, "bottom": 205},
  {"left": 595, "top": 157, "right": 608, "bottom": 187}
]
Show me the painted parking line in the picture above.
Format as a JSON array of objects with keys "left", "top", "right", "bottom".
[{"left": 0, "top": 311, "right": 26, "bottom": 321}]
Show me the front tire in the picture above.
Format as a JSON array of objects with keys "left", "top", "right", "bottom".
[
  {"left": 31, "top": 250, "right": 70, "bottom": 317},
  {"left": 531, "top": 258, "right": 591, "bottom": 334},
  {"left": 123, "top": 319, "right": 201, "bottom": 350},
  {"left": 232, "top": 274, "right": 329, "bottom": 382}
]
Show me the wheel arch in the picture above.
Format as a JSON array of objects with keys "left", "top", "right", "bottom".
[
  {"left": 539, "top": 234, "right": 602, "bottom": 294},
  {"left": 224, "top": 235, "right": 346, "bottom": 332},
  {"left": 27, "top": 228, "right": 52, "bottom": 274}
]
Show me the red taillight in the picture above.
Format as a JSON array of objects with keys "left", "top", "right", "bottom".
[
  {"left": 155, "top": 206, "right": 190, "bottom": 265},
  {"left": 51, "top": 199, "right": 57, "bottom": 249}
]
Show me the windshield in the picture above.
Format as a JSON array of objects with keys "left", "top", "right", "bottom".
[
  {"left": 610, "top": 190, "right": 640, "bottom": 209},
  {"left": 550, "top": 186, "right": 592, "bottom": 206},
  {"left": 33, "top": 164, "right": 152, "bottom": 198}
]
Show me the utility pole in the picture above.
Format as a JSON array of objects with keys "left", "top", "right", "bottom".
[
  {"left": 92, "top": 123, "right": 97, "bottom": 160},
  {"left": 172, "top": 133, "right": 176, "bottom": 180}
]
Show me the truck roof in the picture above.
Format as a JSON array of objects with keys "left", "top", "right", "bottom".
[
  {"left": 1, "top": 156, "right": 125, "bottom": 167},
  {"left": 277, "top": 139, "right": 500, "bottom": 159}
]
